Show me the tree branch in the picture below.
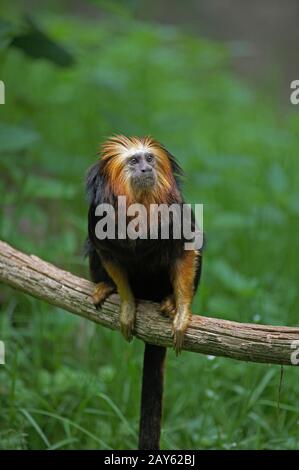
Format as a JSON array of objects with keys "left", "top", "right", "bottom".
[{"left": 0, "top": 240, "right": 298, "bottom": 365}]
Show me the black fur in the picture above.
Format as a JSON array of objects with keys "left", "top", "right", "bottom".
[
  {"left": 85, "top": 152, "right": 202, "bottom": 450},
  {"left": 138, "top": 344, "right": 166, "bottom": 450},
  {"left": 85, "top": 158, "right": 202, "bottom": 302}
]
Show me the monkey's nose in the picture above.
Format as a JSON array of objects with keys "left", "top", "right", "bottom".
[{"left": 141, "top": 166, "right": 152, "bottom": 173}]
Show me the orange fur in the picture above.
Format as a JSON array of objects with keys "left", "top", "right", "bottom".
[
  {"left": 172, "top": 250, "right": 197, "bottom": 305},
  {"left": 100, "top": 135, "right": 181, "bottom": 209},
  {"left": 171, "top": 249, "right": 199, "bottom": 354}
]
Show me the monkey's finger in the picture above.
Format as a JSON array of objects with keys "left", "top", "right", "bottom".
[
  {"left": 160, "top": 296, "right": 176, "bottom": 318},
  {"left": 120, "top": 321, "right": 134, "bottom": 342},
  {"left": 172, "top": 327, "right": 185, "bottom": 356},
  {"left": 92, "top": 283, "right": 115, "bottom": 308},
  {"left": 119, "top": 300, "right": 135, "bottom": 342}
]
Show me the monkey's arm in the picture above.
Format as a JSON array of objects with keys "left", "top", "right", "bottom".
[
  {"left": 172, "top": 249, "right": 200, "bottom": 354},
  {"left": 102, "top": 258, "right": 136, "bottom": 342}
]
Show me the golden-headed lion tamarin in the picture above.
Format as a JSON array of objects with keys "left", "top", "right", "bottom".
[{"left": 85, "top": 135, "right": 202, "bottom": 449}]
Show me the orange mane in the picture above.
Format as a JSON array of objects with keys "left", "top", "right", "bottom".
[{"left": 100, "top": 135, "right": 181, "bottom": 206}]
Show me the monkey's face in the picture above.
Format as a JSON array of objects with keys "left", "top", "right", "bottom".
[
  {"left": 127, "top": 152, "right": 157, "bottom": 191},
  {"left": 101, "top": 136, "right": 181, "bottom": 203}
]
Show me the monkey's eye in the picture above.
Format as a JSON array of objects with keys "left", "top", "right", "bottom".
[
  {"left": 130, "top": 157, "right": 138, "bottom": 165},
  {"left": 146, "top": 154, "right": 153, "bottom": 162}
]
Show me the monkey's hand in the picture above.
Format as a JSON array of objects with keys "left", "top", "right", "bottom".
[
  {"left": 92, "top": 282, "right": 115, "bottom": 309},
  {"left": 172, "top": 305, "right": 191, "bottom": 355},
  {"left": 160, "top": 297, "right": 191, "bottom": 354},
  {"left": 120, "top": 299, "right": 136, "bottom": 342},
  {"left": 160, "top": 295, "right": 176, "bottom": 318}
]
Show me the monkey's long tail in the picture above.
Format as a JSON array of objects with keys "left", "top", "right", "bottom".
[{"left": 138, "top": 343, "right": 167, "bottom": 450}]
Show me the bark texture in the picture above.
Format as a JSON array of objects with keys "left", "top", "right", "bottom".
[{"left": 0, "top": 240, "right": 299, "bottom": 366}]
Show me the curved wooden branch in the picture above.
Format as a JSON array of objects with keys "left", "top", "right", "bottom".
[{"left": 0, "top": 240, "right": 298, "bottom": 365}]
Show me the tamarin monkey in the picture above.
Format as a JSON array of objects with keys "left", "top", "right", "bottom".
[{"left": 86, "top": 135, "right": 202, "bottom": 449}]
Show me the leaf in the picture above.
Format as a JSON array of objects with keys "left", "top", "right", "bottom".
[
  {"left": 20, "top": 408, "right": 51, "bottom": 447},
  {"left": 48, "top": 437, "right": 78, "bottom": 450},
  {"left": 0, "top": 18, "right": 19, "bottom": 50},
  {"left": 211, "top": 260, "right": 258, "bottom": 297},
  {"left": 248, "top": 369, "right": 277, "bottom": 408},
  {"left": 98, "top": 392, "right": 137, "bottom": 439},
  {"left": 25, "top": 409, "right": 111, "bottom": 449},
  {"left": 10, "top": 17, "right": 74, "bottom": 67},
  {"left": 0, "top": 123, "right": 40, "bottom": 153},
  {"left": 267, "top": 164, "right": 288, "bottom": 194},
  {"left": 23, "top": 175, "right": 77, "bottom": 200},
  {"left": 213, "top": 212, "right": 255, "bottom": 229}
]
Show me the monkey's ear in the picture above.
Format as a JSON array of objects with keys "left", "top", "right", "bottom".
[{"left": 85, "top": 161, "right": 107, "bottom": 205}]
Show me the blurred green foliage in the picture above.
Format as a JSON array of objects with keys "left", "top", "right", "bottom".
[{"left": 0, "top": 4, "right": 299, "bottom": 450}]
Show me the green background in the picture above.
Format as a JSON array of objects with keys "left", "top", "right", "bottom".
[{"left": 0, "top": 1, "right": 299, "bottom": 450}]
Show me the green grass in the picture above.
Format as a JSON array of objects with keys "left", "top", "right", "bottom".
[{"left": 0, "top": 6, "right": 299, "bottom": 449}]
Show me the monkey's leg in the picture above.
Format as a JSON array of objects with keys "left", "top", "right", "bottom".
[
  {"left": 103, "top": 260, "right": 135, "bottom": 342},
  {"left": 92, "top": 282, "right": 115, "bottom": 308},
  {"left": 88, "top": 247, "right": 116, "bottom": 308},
  {"left": 160, "top": 295, "right": 176, "bottom": 318},
  {"left": 172, "top": 250, "right": 198, "bottom": 355}
]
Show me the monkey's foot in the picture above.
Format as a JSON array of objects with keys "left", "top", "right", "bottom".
[
  {"left": 92, "top": 282, "right": 115, "bottom": 309},
  {"left": 120, "top": 300, "right": 136, "bottom": 342},
  {"left": 160, "top": 295, "right": 176, "bottom": 318},
  {"left": 172, "top": 309, "right": 191, "bottom": 355},
  {"left": 172, "top": 328, "right": 186, "bottom": 356}
]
